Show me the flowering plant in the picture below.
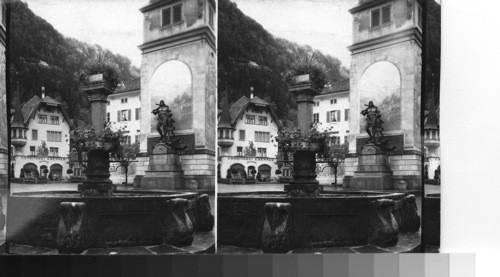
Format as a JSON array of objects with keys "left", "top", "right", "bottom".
[
  {"left": 70, "top": 122, "right": 126, "bottom": 155},
  {"left": 274, "top": 123, "right": 334, "bottom": 155}
]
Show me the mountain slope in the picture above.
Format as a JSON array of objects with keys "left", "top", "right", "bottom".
[
  {"left": 218, "top": 0, "right": 348, "bottom": 124},
  {"left": 10, "top": 0, "right": 140, "bottom": 125}
]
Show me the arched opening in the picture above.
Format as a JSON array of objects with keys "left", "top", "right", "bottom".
[
  {"left": 40, "top": 165, "right": 48, "bottom": 178},
  {"left": 229, "top": 163, "right": 245, "bottom": 179},
  {"left": 359, "top": 61, "right": 401, "bottom": 132},
  {"left": 23, "top": 163, "right": 38, "bottom": 178},
  {"left": 150, "top": 60, "right": 193, "bottom": 132},
  {"left": 50, "top": 164, "right": 63, "bottom": 181},
  {"left": 247, "top": 166, "right": 256, "bottom": 179},
  {"left": 258, "top": 164, "right": 272, "bottom": 181}
]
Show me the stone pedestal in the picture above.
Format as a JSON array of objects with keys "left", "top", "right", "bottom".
[
  {"left": 285, "top": 75, "right": 320, "bottom": 197},
  {"left": 78, "top": 75, "right": 115, "bottom": 196},
  {"left": 350, "top": 144, "right": 394, "bottom": 190},
  {"left": 141, "top": 143, "right": 185, "bottom": 189}
]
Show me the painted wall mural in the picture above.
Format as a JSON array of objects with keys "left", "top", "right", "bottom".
[
  {"left": 149, "top": 60, "right": 193, "bottom": 132},
  {"left": 359, "top": 61, "right": 401, "bottom": 132}
]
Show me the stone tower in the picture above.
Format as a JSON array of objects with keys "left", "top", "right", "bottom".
[
  {"left": 137, "top": 0, "right": 216, "bottom": 189},
  {"left": 344, "top": 0, "right": 423, "bottom": 190}
]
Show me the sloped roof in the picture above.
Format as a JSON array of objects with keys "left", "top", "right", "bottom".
[
  {"left": 321, "top": 79, "right": 350, "bottom": 95},
  {"left": 11, "top": 90, "right": 26, "bottom": 129},
  {"left": 228, "top": 95, "right": 282, "bottom": 128},
  {"left": 218, "top": 90, "right": 233, "bottom": 129},
  {"left": 229, "top": 96, "right": 250, "bottom": 125},
  {"left": 21, "top": 95, "right": 72, "bottom": 126},
  {"left": 115, "top": 78, "right": 141, "bottom": 94},
  {"left": 425, "top": 100, "right": 439, "bottom": 130}
]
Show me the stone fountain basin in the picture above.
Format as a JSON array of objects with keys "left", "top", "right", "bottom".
[
  {"left": 6, "top": 190, "right": 203, "bottom": 249},
  {"left": 218, "top": 191, "right": 420, "bottom": 252}
]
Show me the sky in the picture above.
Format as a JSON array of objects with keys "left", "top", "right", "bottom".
[
  {"left": 26, "top": 0, "right": 145, "bottom": 67},
  {"left": 231, "top": 0, "right": 357, "bottom": 68}
]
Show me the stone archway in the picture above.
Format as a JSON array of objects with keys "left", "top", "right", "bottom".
[
  {"left": 258, "top": 164, "right": 272, "bottom": 181},
  {"left": 230, "top": 163, "right": 245, "bottom": 179},
  {"left": 247, "top": 166, "right": 256, "bottom": 179},
  {"left": 149, "top": 60, "right": 193, "bottom": 132},
  {"left": 50, "top": 164, "right": 63, "bottom": 180},
  {"left": 23, "top": 163, "right": 38, "bottom": 177},
  {"left": 359, "top": 61, "right": 402, "bottom": 132},
  {"left": 40, "top": 165, "right": 48, "bottom": 178}
]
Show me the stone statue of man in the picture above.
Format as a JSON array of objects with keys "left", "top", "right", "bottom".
[
  {"left": 360, "top": 101, "right": 380, "bottom": 143},
  {"left": 152, "top": 100, "right": 175, "bottom": 142}
]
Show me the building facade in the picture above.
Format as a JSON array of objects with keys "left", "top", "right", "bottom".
[
  {"left": 313, "top": 79, "right": 350, "bottom": 184},
  {"left": 11, "top": 91, "right": 72, "bottom": 181},
  {"left": 0, "top": 0, "right": 7, "bottom": 188},
  {"left": 107, "top": 78, "right": 141, "bottom": 185},
  {"left": 218, "top": 93, "right": 282, "bottom": 181}
]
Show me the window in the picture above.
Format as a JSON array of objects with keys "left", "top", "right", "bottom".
[
  {"left": 209, "top": 5, "right": 215, "bottom": 28},
  {"left": 255, "top": 131, "right": 270, "bottom": 142},
  {"left": 38, "top": 115, "right": 48, "bottom": 124},
  {"left": 118, "top": 109, "right": 131, "bottom": 121},
  {"left": 162, "top": 4, "right": 182, "bottom": 26},
  {"left": 314, "top": 101, "right": 319, "bottom": 107},
  {"left": 107, "top": 112, "right": 110, "bottom": 122},
  {"left": 121, "top": 98, "right": 128, "bottom": 104},
  {"left": 245, "top": 115, "right": 255, "bottom": 124},
  {"left": 218, "top": 129, "right": 223, "bottom": 139},
  {"left": 332, "top": 136, "right": 341, "bottom": 145},
  {"left": 326, "top": 110, "right": 340, "bottom": 123},
  {"left": 372, "top": 5, "right": 391, "bottom": 27},
  {"left": 49, "top": 147, "right": 59, "bottom": 157},
  {"left": 162, "top": 8, "right": 171, "bottom": 26},
  {"left": 47, "top": 131, "right": 62, "bottom": 142},
  {"left": 135, "top": 135, "right": 139, "bottom": 143},
  {"left": 32, "top": 130, "right": 38, "bottom": 141},
  {"left": 257, "top": 148, "right": 267, "bottom": 157},
  {"left": 124, "top": 136, "right": 131, "bottom": 145},
  {"left": 224, "top": 129, "right": 232, "bottom": 139},
  {"left": 50, "top": 116, "right": 59, "bottom": 125},
  {"left": 30, "top": 146, "right": 36, "bottom": 156},
  {"left": 382, "top": 6, "right": 391, "bottom": 24},
  {"left": 239, "top": 130, "right": 245, "bottom": 141},
  {"left": 173, "top": 4, "right": 182, "bottom": 23},
  {"left": 258, "top": 116, "right": 268, "bottom": 125},
  {"left": 344, "top": 109, "right": 349, "bottom": 121},
  {"left": 107, "top": 101, "right": 110, "bottom": 106},
  {"left": 313, "top": 113, "right": 319, "bottom": 123},
  {"left": 236, "top": 147, "right": 243, "bottom": 156},
  {"left": 135, "top": 108, "right": 141, "bottom": 120}
]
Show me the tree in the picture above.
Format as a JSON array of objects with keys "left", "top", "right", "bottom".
[
  {"left": 111, "top": 142, "right": 140, "bottom": 186},
  {"left": 322, "top": 143, "right": 349, "bottom": 186}
]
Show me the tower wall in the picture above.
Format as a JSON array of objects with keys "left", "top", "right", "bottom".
[{"left": 344, "top": 0, "right": 422, "bottom": 190}]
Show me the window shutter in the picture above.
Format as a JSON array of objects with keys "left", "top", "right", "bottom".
[
  {"left": 326, "top": 111, "right": 330, "bottom": 123},
  {"left": 337, "top": 110, "right": 341, "bottom": 121},
  {"left": 128, "top": 109, "right": 132, "bottom": 121},
  {"left": 117, "top": 111, "right": 121, "bottom": 122}
]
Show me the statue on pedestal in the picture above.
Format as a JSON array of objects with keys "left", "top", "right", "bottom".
[
  {"left": 152, "top": 100, "right": 186, "bottom": 150},
  {"left": 152, "top": 100, "right": 175, "bottom": 143},
  {"left": 361, "top": 101, "right": 395, "bottom": 151}
]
